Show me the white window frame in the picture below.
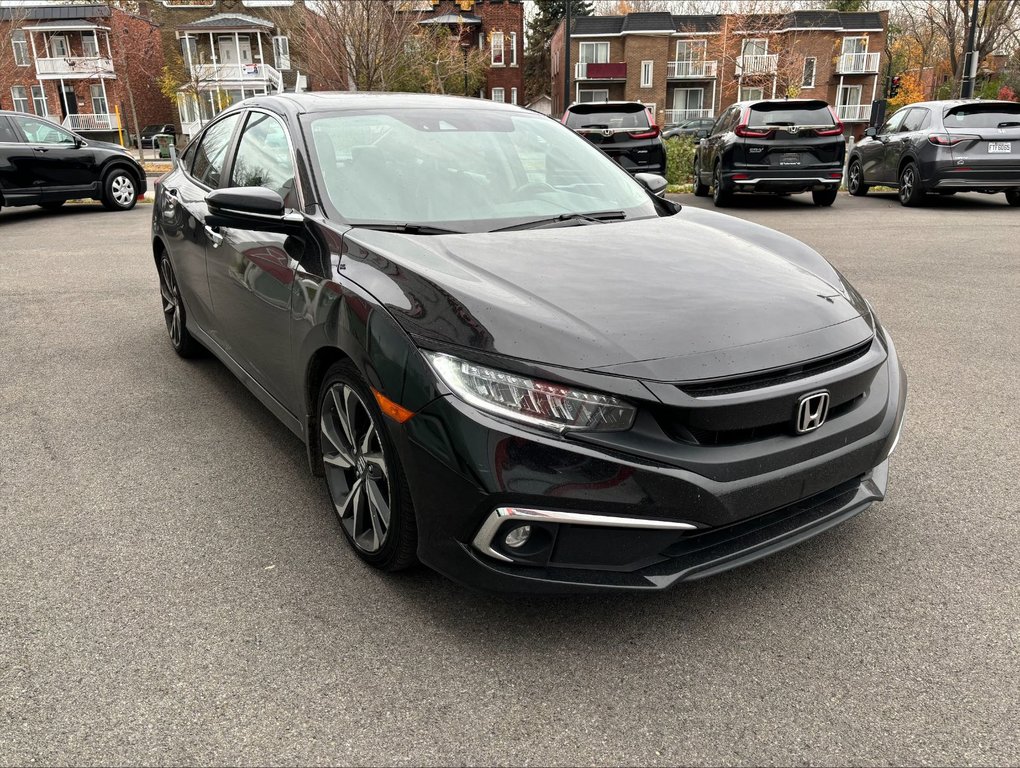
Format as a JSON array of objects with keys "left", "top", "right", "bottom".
[
  {"left": 491, "top": 31, "right": 504, "bottom": 66},
  {"left": 578, "top": 41, "right": 609, "bottom": 64},
  {"left": 640, "top": 60, "right": 653, "bottom": 88},
  {"left": 511, "top": 87, "right": 518, "bottom": 105},
  {"left": 491, "top": 87, "right": 505, "bottom": 103},
  {"left": 11, "top": 85, "right": 29, "bottom": 112},
  {"left": 739, "top": 86, "right": 764, "bottom": 101},
  {"left": 841, "top": 36, "right": 868, "bottom": 55},
  {"left": 838, "top": 83, "right": 863, "bottom": 107},
  {"left": 802, "top": 57, "right": 816, "bottom": 88},
  {"left": 82, "top": 32, "right": 99, "bottom": 58},
  {"left": 12, "top": 30, "right": 29, "bottom": 66},
  {"left": 740, "top": 38, "right": 767, "bottom": 57},
  {"left": 578, "top": 89, "right": 609, "bottom": 103},
  {"left": 672, "top": 87, "right": 704, "bottom": 111},
  {"left": 509, "top": 31, "right": 517, "bottom": 67},
  {"left": 90, "top": 83, "right": 108, "bottom": 115},
  {"left": 675, "top": 39, "right": 706, "bottom": 62},
  {"left": 272, "top": 35, "right": 290, "bottom": 70},
  {"left": 31, "top": 85, "right": 48, "bottom": 116},
  {"left": 48, "top": 35, "right": 68, "bottom": 58}
]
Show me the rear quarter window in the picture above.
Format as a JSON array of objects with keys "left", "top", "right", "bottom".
[
  {"left": 748, "top": 104, "right": 834, "bottom": 128},
  {"left": 944, "top": 103, "right": 1020, "bottom": 129}
]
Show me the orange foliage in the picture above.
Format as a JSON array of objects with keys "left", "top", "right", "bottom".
[{"left": 887, "top": 71, "right": 926, "bottom": 111}]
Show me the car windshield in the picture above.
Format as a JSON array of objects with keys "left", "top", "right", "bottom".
[
  {"left": 142, "top": 125, "right": 163, "bottom": 134},
  {"left": 749, "top": 102, "right": 834, "bottom": 127},
  {"left": 304, "top": 107, "right": 657, "bottom": 231},
  {"left": 564, "top": 105, "right": 650, "bottom": 131},
  {"left": 944, "top": 103, "right": 1020, "bottom": 129}
]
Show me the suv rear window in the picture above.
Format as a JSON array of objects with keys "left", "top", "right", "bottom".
[
  {"left": 566, "top": 104, "right": 650, "bottom": 131},
  {"left": 748, "top": 102, "right": 835, "bottom": 128},
  {"left": 944, "top": 103, "right": 1020, "bottom": 129}
]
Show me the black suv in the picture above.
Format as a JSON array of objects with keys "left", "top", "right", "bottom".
[
  {"left": 694, "top": 99, "right": 846, "bottom": 207},
  {"left": 562, "top": 101, "right": 666, "bottom": 175},
  {"left": 0, "top": 110, "right": 146, "bottom": 214},
  {"left": 847, "top": 99, "right": 1020, "bottom": 207}
]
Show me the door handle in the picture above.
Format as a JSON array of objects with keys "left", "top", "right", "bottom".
[
  {"left": 164, "top": 187, "right": 179, "bottom": 198},
  {"left": 34, "top": 146, "right": 50, "bottom": 152},
  {"left": 204, "top": 224, "right": 224, "bottom": 248}
]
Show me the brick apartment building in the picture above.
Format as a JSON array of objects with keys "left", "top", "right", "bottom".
[
  {"left": 551, "top": 10, "right": 889, "bottom": 139},
  {"left": 414, "top": 0, "right": 525, "bottom": 105},
  {"left": 0, "top": 2, "right": 172, "bottom": 144}
]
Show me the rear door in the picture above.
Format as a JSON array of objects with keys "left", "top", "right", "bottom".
[
  {"left": 565, "top": 103, "right": 660, "bottom": 172},
  {"left": 8, "top": 114, "right": 98, "bottom": 192},
  {"left": 941, "top": 102, "right": 1020, "bottom": 172},
  {"left": 734, "top": 100, "right": 844, "bottom": 172},
  {"left": 883, "top": 107, "right": 929, "bottom": 180},
  {"left": 699, "top": 105, "right": 739, "bottom": 173}
]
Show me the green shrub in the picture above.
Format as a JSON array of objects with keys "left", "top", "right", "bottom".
[{"left": 664, "top": 135, "right": 698, "bottom": 186}]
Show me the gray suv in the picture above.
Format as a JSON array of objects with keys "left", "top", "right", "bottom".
[{"left": 847, "top": 99, "right": 1020, "bottom": 206}]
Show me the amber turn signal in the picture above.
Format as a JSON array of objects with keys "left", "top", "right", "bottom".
[{"left": 372, "top": 388, "right": 415, "bottom": 423}]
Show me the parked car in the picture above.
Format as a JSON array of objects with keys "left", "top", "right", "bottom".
[
  {"left": 847, "top": 99, "right": 1020, "bottom": 207},
  {"left": 663, "top": 118, "right": 715, "bottom": 140},
  {"left": 561, "top": 101, "right": 666, "bottom": 175},
  {"left": 152, "top": 93, "right": 905, "bottom": 593},
  {"left": 0, "top": 110, "right": 146, "bottom": 214},
  {"left": 136, "top": 123, "right": 178, "bottom": 150},
  {"left": 693, "top": 99, "right": 846, "bottom": 207}
]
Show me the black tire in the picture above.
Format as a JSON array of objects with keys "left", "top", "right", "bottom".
[
  {"left": 692, "top": 160, "right": 709, "bottom": 197},
  {"left": 812, "top": 188, "right": 839, "bottom": 207},
  {"left": 318, "top": 360, "right": 418, "bottom": 572},
  {"left": 157, "top": 252, "right": 201, "bottom": 358},
  {"left": 712, "top": 163, "right": 732, "bottom": 207},
  {"left": 898, "top": 162, "right": 925, "bottom": 207},
  {"left": 847, "top": 159, "right": 868, "bottom": 196},
  {"left": 39, "top": 200, "right": 66, "bottom": 210},
  {"left": 101, "top": 168, "right": 138, "bottom": 211},
  {"left": 1004, "top": 191, "right": 1019, "bottom": 207}
]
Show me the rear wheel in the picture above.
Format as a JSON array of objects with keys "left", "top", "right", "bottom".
[
  {"left": 898, "top": 163, "right": 925, "bottom": 207},
  {"left": 812, "top": 188, "right": 839, "bottom": 207},
  {"left": 712, "top": 163, "right": 732, "bottom": 207},
  {"left": 102, "top": 169, "right": 137, "bottom": 211},
  {"left": 1005, "top": 191, "right": 1020, "bottom": 207},
  {"left": 847, "top": 159, "right": 868, "bottom": 196},
  {"left": 39, "top": 200, "right": 66, "bottom": 210},
  {"left": 692, "top": 160, "right": 709, "bottom": 197}
]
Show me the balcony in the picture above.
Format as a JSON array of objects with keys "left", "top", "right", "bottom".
[
  {"left": 62, "top": 113, "right": 120, "bottom": 132},
  {"left": 836, "top": 103, "right": 872, "bottom": 122},
  {"left": 837, "top": 52, "right": 881, "bottom": 74},
  {"left": 736, "top": 53, "right": 778, "bottom": 76},
  {"left": 574, "top": 61, "right": 627, "bottom": 80},
  {"left": 187, "top": 62, "right": 283, "bottom": 92},
  {"left": 667, "top": 60, "right": 718, "bottom": 79},
  {"left": 665, "top": 108, "right": 713, "bottom": 125},
  {"left": 36, "top": 57, "right": 115, "bottom": 79}
]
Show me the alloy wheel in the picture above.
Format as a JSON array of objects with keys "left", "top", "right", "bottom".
[
  {"left": 899, "top": 167, "right": 914, "bottom": 204},
  {"left": 848, "top": 163, "right": 861, "bottom": 195},
  {"left": 320, "top": 383, "right": 392, "bottom": 554},
  {"left": 111, "top": 175, "right": 135, "bottom": 207},
  {"left": 160, "top": 257, "right": 182, "bottom": 347}
]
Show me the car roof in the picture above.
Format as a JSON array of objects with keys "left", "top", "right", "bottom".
[
  {"left": 891, "top": 99, "right": 1017, "bottom": 110},
  {"left": 226, "top": 91, "right": 527, "bottom": 120}
]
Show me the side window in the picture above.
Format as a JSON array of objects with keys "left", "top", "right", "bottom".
[
  {"left": 901, "top": 108, "right": 929, "bottom": 132},
  {"left": 191, "top": 113, "right": 241, "bottom": 188},
  {"left": 177, "top": 139, "right": 197, "bottom": 174},
  {"left": 0, "top": 117, "right": 20, "bottom": 143},
  {"left": 880, "top": 109, "right": 907, "bottom": 136},
  {"left": 229, "top": 111, "right": 297, "bottom": 206},
  {"left": 711, "top": 107, "right": 734, "bottom": 136},
  {"left": 12, "top": 115, "right": 76, "bottom": 145}
]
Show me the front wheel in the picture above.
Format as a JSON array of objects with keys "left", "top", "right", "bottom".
[
  {"left": 692, "top": 160, "right": 709, "bottom": 197},
  {"left": 158, "top": 253, "right": 201, "bottom": 358},
  {"left": 102, "top": 169, "right": 138, "bottom": 211},
  {"left": 812, "top": 188, "right": 839, "bottom": 207},
  {"left": 847, "top": 160, "right": 868, "bottom": 196},
  {"left": 1005, "top": 190, "right": 1020, "bottom": 207},
  {"left": 898, "top": 163, "right": 925, "bottom": 207},
  {"left": 318, "top": 361, "right": 418, "bottom": 572}
]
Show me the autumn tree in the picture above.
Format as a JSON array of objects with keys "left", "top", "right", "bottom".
[
  {"left": 107, "top": 10, "right": 166, "bottom": 156},
  {"left": 886, "top": 70, "right": 926, "bottom": 111},
  {"left": 524, "top": 0, "right": 594, "bottom": 103},
  {"left": 388, "top": 25, "right": 490, "bottom": 96}
]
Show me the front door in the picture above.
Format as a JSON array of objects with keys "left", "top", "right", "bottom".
[
  {"left": 218, "top": 35, "right": 253, "bottom": 66},
  {"left": 0, "top": 116, "right": 40, "bottom": 202},
  {"left": 9, "top": 113, "right": 97, "bottom": 192},
  {"left": 59, "top": 85, "right": 78, "bottom": 120}
]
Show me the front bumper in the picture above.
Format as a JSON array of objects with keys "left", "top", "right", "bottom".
[{"left": 394, "top": 347, "right": 906, "bottom": 593}]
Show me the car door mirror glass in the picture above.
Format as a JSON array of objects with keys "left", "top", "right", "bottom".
[{"left": 864, "top": 127, "right": 877, "bottom": 138}]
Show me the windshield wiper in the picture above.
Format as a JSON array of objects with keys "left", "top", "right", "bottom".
[
  {"left": 492, "top": 211, "right": 627, "bottom": 233},
  {"left": 348, "top": 222, "right": 465, "bottom": 235}
]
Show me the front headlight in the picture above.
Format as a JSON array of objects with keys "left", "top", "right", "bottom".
[{"left": 425, "top": 352, "right": 636, "bottom": 433}]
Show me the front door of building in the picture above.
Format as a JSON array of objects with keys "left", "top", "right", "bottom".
[{"left": 218, "top": 35, "right": 253, "bottom": 66}]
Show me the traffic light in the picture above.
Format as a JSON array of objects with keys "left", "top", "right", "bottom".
[{"left": 889, "top": 75, "right": 902, "bottom": 98}]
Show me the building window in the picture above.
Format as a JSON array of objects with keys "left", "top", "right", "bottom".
[
  {"left": 740, "top": 38, "right": 767, "bottom": 57},
  {"left": 675, "top": 39, "right": 706, "bottom": 62},
  {"left": 491, "top": 87, "right": 505, "bottom": 103},
  {"left": 11, "top": 86, "right": 29, "bottom": 112},
  {"left": 180, "top": 35, "right": 198, "bottom": 70},
  {"left": 90, "top": 84, "right": 108, "bottom": 115},
  {"left": 31, "top": 85, "right": 48, "bottom": 116},
  {"left": 739, "top": 86, "right": 763, "bottom": 101},
  {"left": 509, "top": 31, "right": 517, "bottom": 67},
  {"left": 49, "top": 35, "right": 68, "bottom": 58},
  {"left": 12, "top": 30, "right": 29, "bottom": 66},
  {"left": 640, "top": 60, "right": 653, "bottom": 88},
  {"left": 511, "top": 87, "right": 517, "bottom": 105},
  {"left": 841, "top": 36, "right": 868, "bottom": 55},
  {"left": 578, "top": 41, "right": 609, "bottom": 64},
  {"left": 802, "top": 57, "right": 816, "bottom": 88},
  {"left": 272, "top": 35, "right": 290, "bottom": 69},
  {"left": 83, "top": 32, "right": 99, "bottom": 58},
  {"left": 578, "top": 89, "right": 608, "bottom": 103},
  {"left": 491, "top": 31, "right": 504, "bottom": 66}
]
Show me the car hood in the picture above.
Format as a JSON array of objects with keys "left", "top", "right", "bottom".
[
  {"left": 341, "top": 207, "right": 875, "bottom": 382},
  {"left": 89, "top": 139, "right": 134, "bottom": 155}
]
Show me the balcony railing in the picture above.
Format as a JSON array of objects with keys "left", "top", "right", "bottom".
[
  {"left": 736, "top": 53, "right": 778, "bottom": 75},
  {"left": 574, "top": 61, "right": 627, "bottom": 80},
  {"left": 667, "top": 60, "right": 718, "bottom": 79},
  {"left": 665, "top": 108, "right": 713, "bottom": 124},
  {"left": 836, "top": 103, "right": 871, "bottom": 122},
  {"left": 187, "top": 62, "right": 284, "bottom": 92},
  {"left": 62, "top": 113, "right": 120, "bottom": 132},
  {"left": 837, "top": 52, "right": 880, "bottom": 74},
  {"left": 36, "top": 57, "right": 114, "bottom": 78}
]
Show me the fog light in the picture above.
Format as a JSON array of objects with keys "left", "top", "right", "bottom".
[{"left": 504, "top": 525, "right": 532, "bottom": 549}]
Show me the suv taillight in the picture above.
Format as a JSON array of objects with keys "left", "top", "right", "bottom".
[
  {"left": 629, "top": 125, "right": 660, "bottom": 139},
  {"left": 815, "top": 107, "right": 844, "bottom": 136},
  {"left": 735, "top": 123, "right": 772, "bottom": 138},
  {"left": 928, "top": 133, "right": 980, "bottom": 146}
]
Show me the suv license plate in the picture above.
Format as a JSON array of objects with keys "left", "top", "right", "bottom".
[
  {"left": 988, "top": 142, "right": 1011, "bottom": 153},
  {"left": 779, "top": 153, "right": 801, "bottom": 166}
]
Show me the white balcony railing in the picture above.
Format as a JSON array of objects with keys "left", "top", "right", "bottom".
[
  {"left": 187, "top": 62, "right": 284, "bottom": 92},
  {"left": 665, "top": 108, "right": 713, "bottom": 124},
  {"left": 736, "top": 53, "right": 778, "bottom": 75},
  {"left": 36, "top": 56, "right": 115, "bottom": 78},
  {"left": 836, "top": 103, "right": 871, "bottom": 122},
  {"left": 62, "top": 113, "right": 120, "bottom": 132},
  {"left": 837, "top": 52, "right": 880, "bottom": 74},
  {"left": 666, "top": 60, "right": 718, "bottom": 79}
]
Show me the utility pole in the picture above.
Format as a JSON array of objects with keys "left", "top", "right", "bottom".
[
  {"left": 563, "top": 0, "right": 572, "bottom": 112},
  {"left": 961, "top": 0, "right": 980, "bottom": 98}
]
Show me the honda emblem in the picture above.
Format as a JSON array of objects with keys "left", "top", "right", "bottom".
[{"left": 795, "top": 391, "right": 830, "bottom": 434}]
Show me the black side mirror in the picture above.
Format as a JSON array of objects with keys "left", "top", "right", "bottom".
[
  {"left": 634, "top": 172, "right": 668, "bottom": 197},
  {"left": 864, "top": 127, "right": 878, "bottom": 138},
  {"left": 73, "top": 136, "right": 84, "bottom": 148},
  {"left": 205, "top": 187, "right": 303, "bottom": 232}
]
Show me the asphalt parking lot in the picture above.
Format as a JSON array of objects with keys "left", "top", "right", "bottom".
[{"left": 1, "top": 193, "right": 1018, "bottom": 765}]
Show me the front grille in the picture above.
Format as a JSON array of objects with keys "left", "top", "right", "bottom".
[{"left": 677, "top": 338, "right": 873, "bottom": 397}]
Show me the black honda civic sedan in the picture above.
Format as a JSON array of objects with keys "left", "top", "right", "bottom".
[{"left": 151, "top": 93, "right": 906, "bottom": 593}]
